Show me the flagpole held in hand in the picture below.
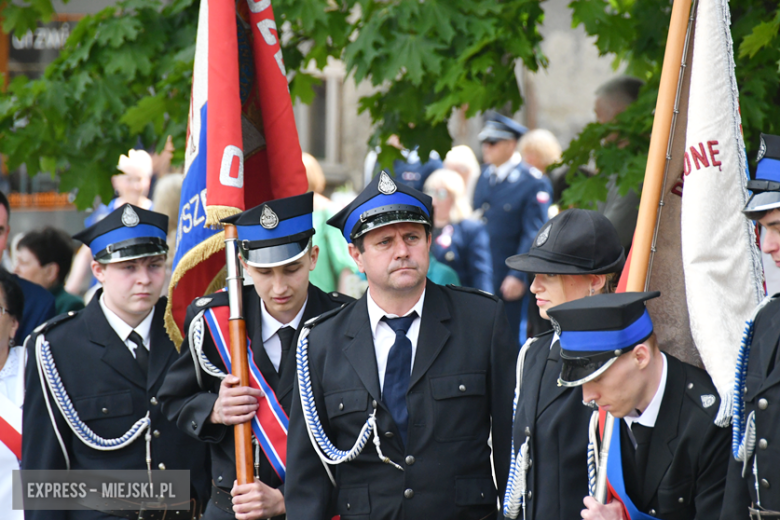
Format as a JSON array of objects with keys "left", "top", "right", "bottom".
[{"left": 224, "top": 223, "right": 254, "bottom": 485}]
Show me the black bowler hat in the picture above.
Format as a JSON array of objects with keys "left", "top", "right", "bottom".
[
  {"left": 743, "top": 133, "right": 780, "bottom": 219},
  {"left": 547, "top": 291, "right": 660, "bottom": 387},
  {"left": 478, "top": 112, "right": 528, "bottom": 143},
  {"left": 328, "top": 171, "right": 433, "bottom": 244},
  {"left": 505, "top": 209, "right": 625, "bottom": 275},
  {"left": 220, "top": 192, "right": 315, "bottom": 268},
  {"left": 74, "top": 204, "right": 168, "bottom": 264}
]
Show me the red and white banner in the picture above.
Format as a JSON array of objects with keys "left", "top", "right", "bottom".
[
  {"left": 166, "top": 0, "right": 308, "bottom": 345},
  {"left": 679, "top": 0, "right": 763, "bottom": 422}
]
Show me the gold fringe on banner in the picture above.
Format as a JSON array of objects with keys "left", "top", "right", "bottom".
[
  {"left": 205, "top": 205, "right": 241, "bottom": 228},
  {"left": 164, "top": 231, "right": 227, "bottom": 349}
]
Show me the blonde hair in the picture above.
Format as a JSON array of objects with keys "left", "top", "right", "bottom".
[
  {"left": 424, "top": 169, "right": 472, "bottom": 224},
  {"left": 444, "top": 145, "right": 480, "bottom": 182},
  {"left": 519, "top": 129, "right": 562, "bottom": 172},
  {"left": 303, "top": 153, "right": 326, "bottom": 194}
]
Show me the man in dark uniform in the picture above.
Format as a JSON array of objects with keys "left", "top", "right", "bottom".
[
  {"left": 158, "top": 192, "right": 352, "bottom": 520},
  {"left": 726, "top": 133, "right": 780, "bottom": 519},
  {"left": 501, "top": 209, "right": 625, "bottom": 520},
  {"left": 473, "top": 112, "right": 552, "bottom": 344},
  {"left": 545, "top": 292, "right": 732, "bottom": 520},
  {"left": 22, "top": 203, "right": 209, "bottom": 520},
  {"left": 285, "top": 172, "right": 516, "bottom": 520}
]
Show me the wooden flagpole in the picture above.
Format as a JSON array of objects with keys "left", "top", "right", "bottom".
[
  {"left": 596, "top": 0, "right": 694, "bottom": 504},
  {"left": 224, "top": 224, "right": 255, "bottom": 485}
]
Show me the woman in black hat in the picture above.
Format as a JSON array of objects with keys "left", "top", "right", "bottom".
[{"left": 501, "top": 208, "right": 624, "bottom": 520}]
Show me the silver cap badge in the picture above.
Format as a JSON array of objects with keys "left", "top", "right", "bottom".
[
  {"left": 536, "top": 223, "right": 551, "bottom": 246},
  {"left": 260, "top": 205, "right": 279, "bottom": 229},
  {"left": 121, "top": 205, "right": 140, "bottom": 227},
  {"left": 758, "top": 136, "right": 767, "bottom": 162},
  {"left": 550, "top": 316, "right": 562, "bottom": 336},
  {"left": 378, "top": 171, "right": 397, "bottom": 195}
]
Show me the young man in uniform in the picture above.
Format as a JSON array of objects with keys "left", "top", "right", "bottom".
[
  {"left": 158, "top": 192, "right": 352, "bottom": 520},
  {"left": 22, "top": 203, "right": 210, "bottom": 520},
  {"left": 285, "top": 172, "right": 516, "bottom": 519},
  {"left": 726, "top": 133, "right": 780, "bottom": 518},
  {"left": 546, "top": 292, "right": 733, "bottom": 520},
  {"left": 473, "top": 112, "right": 552, "bottom": 344}
]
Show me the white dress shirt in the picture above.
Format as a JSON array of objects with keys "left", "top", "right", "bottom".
[
  {"left": 260, "top": 298, "right": 308, "bottom": 372},
  {"left": 366, "top": 289, "right": 425, "bottom": 394},
  {"left": 623, "top": 353, "right": 668, "bottom": 446},
  {"left": 99, "top": 295, "right": 153, "bottom": 358},
  {"left": 487, "top": 152, "right": 522, "bottom": 184}
]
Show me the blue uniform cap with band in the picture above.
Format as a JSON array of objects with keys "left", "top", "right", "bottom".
[
  {"left": 744, "top": 133, "right": 780, "bottom": 218},
  {"left": 478, "top": 111, "right": 528, "bottom": 143},
  {"left": 73, "top": 204, "right": 169, "bottom": 264},
  {"left": 327, "top": 171, "right": 433, "bottom": 244},
  {"left": 546, "top": 291, "right": 660, "bottom": 387},
  {"left": 220, "top": 192, "right": 315, "bottom": 268}
]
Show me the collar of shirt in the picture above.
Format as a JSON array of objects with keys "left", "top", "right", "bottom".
[
  {"left": 489, "top": 152, "right": 522, "bottom": 184},
  {"left": 624, "top": 352, "right": 668, "bottom": 430},
  {"left": 551, "top": 331, "right": 560, "bottom": 349},
  {"left": 260, "top": 297, "right": 308, "bottom": 372},
  {"left": 366, "top": 289, "right": 425, "bottom": 393},
  {"left": 99, "top": 294, "right": 154, "bottom": 354},
  {"left": 261, "top": 297, "right": 308, "bottom": 343}
]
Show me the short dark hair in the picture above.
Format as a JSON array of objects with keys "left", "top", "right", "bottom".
[
  {"left": 17, "top": 227, "right": 75, "bottom": 285},
  {"left": 596, "top": 76, "right": 645, "bottom": 107},
  {"left": 0, "top": 191, "right": 10, "bottom": 218},
  {"left": 0, "top": 269, "right": 23, "bottom": 323},
  {"left": 352, "top": 225, "right": 431, "bottom": 253}
]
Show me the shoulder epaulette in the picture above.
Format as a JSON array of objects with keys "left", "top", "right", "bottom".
[
  {"left": 33, "top": 309, "right": 80, "bottom": 335},
  {"left": 445, "top": 284, "right": 499, "bottom": 301},
  {"left": 327, "top": 291, "right": 354, "bottom": 305},
  {"left": 189, "top": 291, "right": 229, "bottom": 311},
  {"left": 304, "top": 305, "right": 347, "bottom": 329}
]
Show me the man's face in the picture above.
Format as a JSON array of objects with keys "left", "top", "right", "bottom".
[
  {"left": 0, "top": 205, "right": 10, "bottom": 260},
  {"left": 112, "top": 172, "right": 146, "bottom": 205},
  {"left": 581, "top": 346, "right": 649, "bottom": 418},
  {"left": 759, "top": 209, "right": 780, "bottom": 267},
  {"left": 242, "top": 246, "right": 318, "bottom": 322},
  {"left": 349, "top": 223, "right": 430, "bottom": 295},
  {"left": 93, "top": 255, "right": 166, "bottom": 324},
  {"left": 481, "top": 138, "right": 517, "bottom": 167},
  {"left": 14, "top": 247, "right": 56, "bottom": 289},
  {"left": 594, "top": 96, "right": 628, "bottom": 125}
]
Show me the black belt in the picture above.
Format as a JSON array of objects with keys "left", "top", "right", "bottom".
[
  {"left": 210, "top": 483, "right": 234, "bottom": 515},
  {"left": 751, "top": 507, "right": 780, "bottom": 519},
  {"left": 97, "top": 498, "right": 200, "bottom": 520}
]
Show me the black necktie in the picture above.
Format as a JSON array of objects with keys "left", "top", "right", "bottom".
[
  {"left": 128, "top": 331, "right": 148, "bottom": 375},
  {"left": 277, "top": 326, "right": 296, "bottom": 374},
  {"left": 381, "top": 313, "right": 417, "bottom": 445},
  {"left": 631, "top": 422, "right": 653, "bottom": 492}
]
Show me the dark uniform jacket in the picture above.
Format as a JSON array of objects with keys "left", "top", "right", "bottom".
[
  {"left": 431, "top": 219, "right": 493, "bottom": 294},
  {"left": 21, "top": 293, "right": 210, "bottom": 520},
  {"left": 609, "top": 355, "right": 733, "bottom": 520},
  {"left": 510, "top": 332, "right": 591, "bottom": 520},
  {"left": 473, "top": 163, "right": 551, "bottom": 342},
  {"left": 723, "top": 296, "right": 780, "bottom": 515},
  {"left": 158, "top": 283, "right": 351, "bottom": 513},
  {"left": 285, "top": 280, "right": 517, "bottom": 520}
]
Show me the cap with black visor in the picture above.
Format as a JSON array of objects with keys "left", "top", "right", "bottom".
[
  {"left": 74, "top": 204, "right": 169, "bottom": 264},
  {"left": 743, "top": 133, "right": 780, "bottom": 220}
]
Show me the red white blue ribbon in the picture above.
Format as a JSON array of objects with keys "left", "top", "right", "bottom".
[{"left": 204, "top": 305, "right": 288, "bottom": 481}]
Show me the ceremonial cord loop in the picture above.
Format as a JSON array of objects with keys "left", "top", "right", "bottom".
[
  {"left": 503, "top": 336, "right": 536, "bottom": 520},
  {"left": 188, "top": 311, "right": 227, "bottom": 385},
  {"left": 732, "top": 295, "right": 775, "bottom": 474},
  {"left": 35, "top": 335, "right": 152, "bottom": 470},
  {"left": 296, "top": 325, "right": 403, "bottom": 487}
]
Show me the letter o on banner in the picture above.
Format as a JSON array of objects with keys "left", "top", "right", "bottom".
[{"left": 220, "top": 145, "right": 244, "bottom": 188}]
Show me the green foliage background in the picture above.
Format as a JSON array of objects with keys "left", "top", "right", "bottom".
[
  {"left": 0, "top": 0, "right": 777, "bottom": 209},
  {"left": 561, "top": 0, "right": 780, "bottom": 208}
]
